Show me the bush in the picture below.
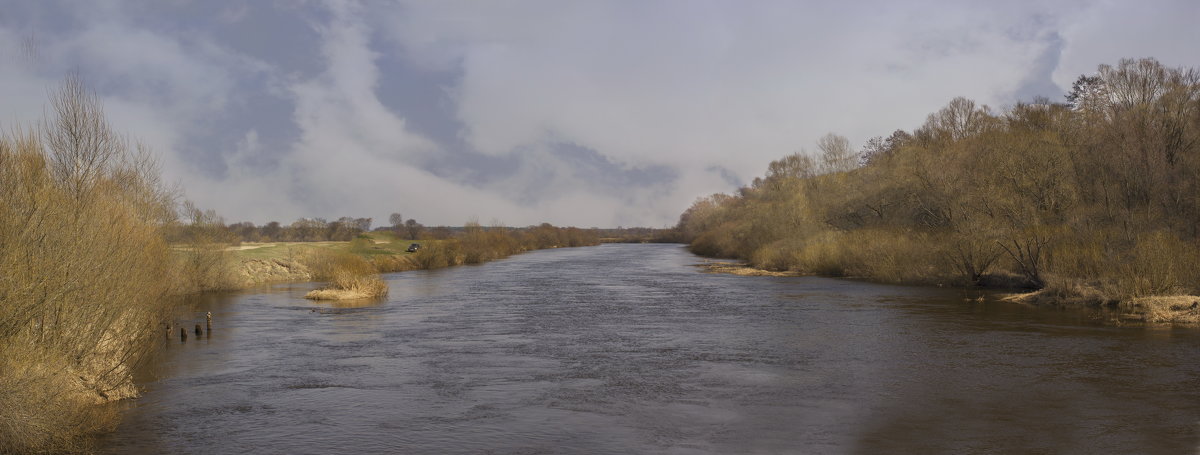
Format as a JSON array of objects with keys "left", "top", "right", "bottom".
[
  {"left": 0, "top": 344, "right": 121, "bottom": 454},
  {"left": 369, "top": 254, "right": 419, "bottom": 273},
  {"left": 1116, "top": 231, "right": 1200, "bottom": 298},
  {"left": 303, "top": 250, "right": 388, "bottom": 300},
  {"left": 412, "top": 241, "right": 461, "bottom": 269},
  {"left": 348, "top": 236, "right": 373, "bottom": 254},
  {"left": 0, "top": 76, "right": 178, "bottom": 452}
]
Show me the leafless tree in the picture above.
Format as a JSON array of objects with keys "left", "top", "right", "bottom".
[{"left": 404, "top": 218, "right": 423, "bottom": 240}]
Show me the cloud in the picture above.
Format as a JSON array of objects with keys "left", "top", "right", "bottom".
[
  {"left": 0, "top": 29, "right": 51, "bottom": 127},
  {"left": 1, "top": 1, "right": 1197, "bottom": 227},
  {"left": 1052, "top": 0, "right": 1200, "bottom": 87},
  {"left": 379, "top": 1, "right": 1083, "bottom": 222},
  {"left": 279, "top": 3, "right": 575, "bottom": 226}
]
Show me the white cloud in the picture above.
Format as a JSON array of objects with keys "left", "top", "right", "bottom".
[
  {"left": 378, "top": 1, "right": 1085, "bottom": 223},
  {"left": 0, "top": 4, "right": 278, "bottom": 214},
  {"left": 280, "top": 3, "right": 546, "bottom": 225},
  {"left": 1053, "top": 0, "right": 1200, "bottom": 87},
  {"left": 2, "top": 0, "right": 1197, "bottom": 227}
]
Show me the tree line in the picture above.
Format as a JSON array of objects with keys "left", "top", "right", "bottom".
[
  {"left": 168, "top": 213, "right": 380, "bottom": 244},
  {"left": 166, "top": 212, "right": 609, "bottom": 246},
  {"left": 677, "top": 58, "right": 1200, "bottom": 302},
  {"left": 383, "top": 222, "right": 601, "bottom": 272}
]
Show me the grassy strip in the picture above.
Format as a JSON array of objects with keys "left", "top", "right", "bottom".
[{"left": 228, "top": 229, "right": 601, "bottom": 290}]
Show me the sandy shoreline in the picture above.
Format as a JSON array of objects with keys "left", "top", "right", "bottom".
[{"left": 694, "top": 260, "right": 801, "bottom": 277}]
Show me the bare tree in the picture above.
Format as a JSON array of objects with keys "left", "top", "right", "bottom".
[
  {"left": 404, "top": 218, "right": 423, "bottom": 240},
  {"left": 921, "top": 97, "right": 992, "bottom": 141},
  {"left": 817, "top": 133, "right": 857, "bottom": 174},
  {"left": 41, "top": 73, "right": 127, "bottom": 200},
  {"left": 1098, "top": 58, "right": 1169, "bottom": 108},
  {"left": 262, "top": 221, "right": 282, "bottom": 241},
  {"left": 859, "top": 130, "right": 911, "bottom": 167}
]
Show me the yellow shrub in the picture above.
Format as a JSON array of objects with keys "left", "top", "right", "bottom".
[{"left": 304, "top": 251, "right": 388, "bottom": 300}]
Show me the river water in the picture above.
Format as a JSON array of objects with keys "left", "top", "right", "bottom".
[{"left": 99, "top": 243, "right": 1200, "bottom": 454}]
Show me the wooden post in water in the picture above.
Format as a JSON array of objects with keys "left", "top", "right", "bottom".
[
  {"left": 206, "top": 312, "right": 212, "bottom": 332},
  {"left": 195, "top": 324, "right": 203, "bottom": 336},
  {"left": 180, "top": 327, "right": 187, "bottom": 342}
]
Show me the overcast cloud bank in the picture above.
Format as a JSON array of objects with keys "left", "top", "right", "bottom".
[{"left": 1, "top": 0, "right": 1197, "bottom": 227}]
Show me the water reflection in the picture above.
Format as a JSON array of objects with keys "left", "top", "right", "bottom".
[{"left": 100, "top": 244, "right": 1200, "bottom": 454}]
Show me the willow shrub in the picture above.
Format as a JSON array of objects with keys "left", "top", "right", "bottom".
[
  {"left": 303, "top": 249, "right": 388, "bottom": 300},
  {"left": 0, "top": 76, "right": 179, "bottom": 453},
  {"left": 1117, "top": 231, "right": 1200, "bottom": 298},
  {"left": 749, "top": 230, "right": 946, "bottom": 284}
]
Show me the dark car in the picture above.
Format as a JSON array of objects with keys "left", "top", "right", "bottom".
[{"left": 406, "top": 243, "right": 421, "bottom": 253}]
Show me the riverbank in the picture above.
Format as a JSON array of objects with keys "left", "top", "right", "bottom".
[
  {"left": 16, "top": 230, "right": 590, "bottom": 451},
  {"left": 1001, "top": 291, "right": 1200, "bottom": 324},
  {"left": 697, "top": 259, "right": 1200, "bottom": 325},
  {"left": 694, "top": 259, "right": 801, "bottom": 277},
  {"left": 223, "top": 230, "right": 602, "bottom": 292},
  {"left": 674, "top": 59, "right": 1200, "bottom": 328},
  {"left": 215, "top": 234, "right": 429, "bottom": 291}
]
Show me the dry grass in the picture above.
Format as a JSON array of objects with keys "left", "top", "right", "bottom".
[
  {"left": 1017, "top": 279, "right": 1114, "bottom": 307},
  {"left": 1003, "top": 290, "right": 1200, "bottom": 325},
  {"left": 696, "top": 260, "right": 800, "bottom": 276},
  {"left": 742, "top": 230, "right": 947, "bottom": 284},
  {"left": 303, "top": 251, "right": 389, "bottom": 300},
  {"left": 1000, "top": 290, "right": 1100, "bottom": 308},
  {"left": 0, "top": 345, "right": 121, "bottom": 454},
  {"left": 1122, "top": 296, "right": 1200, "bottom": 324},
  {"left": 304, "top": 281, "right": 387, "bottom": 300},
  {"left": 369, "top": 253, "right": 420, "bottom": 273},
  {"left": 234, "top": 257, "right": 312, "bottom": 286},
  {"left": 412, "top": 240, "right": 456, "bottom": 269}
]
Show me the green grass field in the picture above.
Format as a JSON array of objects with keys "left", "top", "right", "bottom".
[{"left": 229, "top": 232, "right": 428, "bottom": 261}]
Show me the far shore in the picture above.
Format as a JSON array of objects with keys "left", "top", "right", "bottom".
[
  {"left": 220, "top": 231, "right": 603, "bottom": 296},
  {"left": 696, "top": 260, "right": 1200, "bottom": 325},
  {"left": 228, "top": 243, "right": 1200, "bottom": 325}
]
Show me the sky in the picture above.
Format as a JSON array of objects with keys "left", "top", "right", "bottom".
[{"left": 0, "top": 1, "right": 1197, "bottom": 228}]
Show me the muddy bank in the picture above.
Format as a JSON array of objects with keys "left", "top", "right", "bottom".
[
  {"left": 1003, "top": 291, "right": 1200, "bottom": 325},
  {"left": 694, "top": 260, "right": 801, "bottom": 277},
  {"left": 233, "top": 257, "right": 313, "bottom": 287},
  {"left": 699, "top": 259, "right": 1200, "bottom": 326}
]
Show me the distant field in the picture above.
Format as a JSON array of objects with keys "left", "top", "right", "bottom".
[
  {"left": 223, "top": 227, "right": 603, "bottom": 285},
  {"left": 228, "top": 232, "right": 428, "bottom": 261}
]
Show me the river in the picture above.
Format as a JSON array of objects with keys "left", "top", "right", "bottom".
[{"left": 99, "top": 243, "right": 1200, "bottom": 454}]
